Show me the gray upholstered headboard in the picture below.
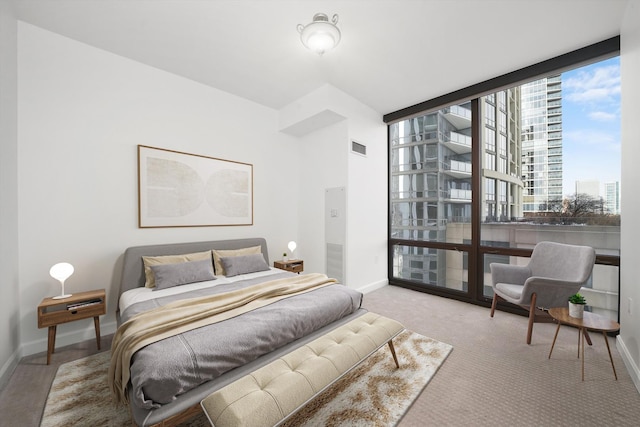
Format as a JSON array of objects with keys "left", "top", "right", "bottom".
[{"left": 118, "top": 237, "right": 269, "bottom": 298}]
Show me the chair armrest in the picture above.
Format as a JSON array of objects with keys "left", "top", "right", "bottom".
[
  {"left": 490, "top": 263, "right": 531, "bottom": 286},
  {"left": 524, "top": 276, "right": 583, "bottom": 290}
]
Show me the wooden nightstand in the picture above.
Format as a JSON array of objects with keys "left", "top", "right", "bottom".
[
  {"left": 37, "top": 289, "right": 106, "bottom": 365},
  {"left": 273, "top": 259, "right": 304, "bottom": 274}
]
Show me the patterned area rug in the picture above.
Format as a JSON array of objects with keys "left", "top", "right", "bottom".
[{"left": 41, "top": 330, "right": 452, "bottom": 427}]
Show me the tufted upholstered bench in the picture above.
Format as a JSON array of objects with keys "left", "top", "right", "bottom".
[{"left": 200, "top": 312, "right": 404, "bottom": 427}]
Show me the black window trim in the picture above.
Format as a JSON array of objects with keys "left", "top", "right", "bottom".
[
  {"left": 386, "top": 35, "right": 621, "bottom": 316},
  {"left": 383, "top": 36, "right": 620, "bottom": 124}
]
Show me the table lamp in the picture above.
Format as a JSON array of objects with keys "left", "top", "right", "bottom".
[
  {"left": 49, "top": 262, "right": 74, "bottom": 299},
  {"left": 288, "top": 241, "right": 297, "bottom": 259}
]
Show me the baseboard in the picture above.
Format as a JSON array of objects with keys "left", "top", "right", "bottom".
[
  {"left": 20, "top": 320, "right": 118, "bottom": 358},
  {"left": 357, "top": 279, "right": 388, "bottom": 295},
  {"left": 0, "top": 348, "right": 20, "bottom": 391},
  {"left": 617, "top": 335, "right": 640, "bottom": 395}
]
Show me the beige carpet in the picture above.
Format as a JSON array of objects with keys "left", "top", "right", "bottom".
[
  {"left": 40, "top": 330, "right": 452, "bottom": 427},
  {"left": 4, "top": 286, "right": 639, "bottom": 426},
  {"left": 364, "top": 286, "right": 640, "bottom": 426}
]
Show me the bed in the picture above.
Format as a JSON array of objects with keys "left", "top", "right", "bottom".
[{"left": 110, "top": 238, "right": 366, "bottom": 427}]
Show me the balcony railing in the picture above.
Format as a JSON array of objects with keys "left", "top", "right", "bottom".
[
  {"left": 443, "top": 159, "right": 472, "bottom": 174},
  {"left": 448, "top": 189, "right": 472, "bottom": 200},
  {"left": 392, "top": 218, "right": 448, "bottom": 228},
  {"left": 391, "top": 190, "right": 447, "bottom": 200},
  {"left": 443, "top": 105, "right": 472, "bottom": 120}
]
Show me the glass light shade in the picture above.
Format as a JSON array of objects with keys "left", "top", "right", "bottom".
[
  {"left": 288, "top": 241, "right": 297, "bottom": 256},
  {"left": 297, "top": 13, "right": 341, "bottom": 55},
  {"left": 50, "top": 262, "right": 74, "bottom": 299}
]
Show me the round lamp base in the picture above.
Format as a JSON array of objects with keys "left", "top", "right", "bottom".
[{"left": 52, "top": 294, "right": 73, "bottom": 300}]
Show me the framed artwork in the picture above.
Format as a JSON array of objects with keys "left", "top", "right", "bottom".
[{"left": 138, "top": 145, "right": 253, "bottom": 228}]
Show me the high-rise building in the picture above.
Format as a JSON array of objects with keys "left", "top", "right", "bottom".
[
  {"left": 389, "top": 89, "right": 523, "bottom": 286},
  {"left": 480, "top": 90, "right": 523, "bottom": 221},
  {"left": 604, "top": 181, "right": 620, "bottom": 214},
  {"left": 389, "top": 102, "right": 473, "bottom": 244},
  {"left": 520, "top": 75, "right": 563, "bottom": 215},
  {"left": 389, "top": 103, "right": 474, "bottom": 287}
]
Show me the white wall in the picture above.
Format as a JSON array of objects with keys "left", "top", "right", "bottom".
[
  {"left": 297, "top": 120, "right": 349, "bottom": 274},
  {"left": 618, "top": 0, "right": 640, "bottom": 393},
  {"left": 0, "top": 2, "right": 19, "bottom": 387},
  {"left": 345, "top": 98, "right": 388, "bottom": 292},
  {"left": 16, "top": 22, "right": 302, "bottom": 356},
  {"left": 14, "top": 23, "right": 389, "bottom": 366},
  {"left": 281, "top": 85, "right": 387, "bottom": 290}
]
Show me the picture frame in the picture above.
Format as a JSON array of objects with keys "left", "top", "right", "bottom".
[{"left": 138, "top": 145, "right": 253, "bottom": 228}]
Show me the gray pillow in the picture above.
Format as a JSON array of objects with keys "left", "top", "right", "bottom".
[
  {"left": 220, "top": 253, "right": 269, "bottom": 277},
  {"left": 151, "top": 259, "right": 215, "bottom": 290}
]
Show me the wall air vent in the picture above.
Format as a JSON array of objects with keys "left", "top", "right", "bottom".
[
  {"left": 351, "top": 140, "right": 367, "bottom": 156},
  {"left": 326, "top": 243, "right": 344, "bottom": 284}
]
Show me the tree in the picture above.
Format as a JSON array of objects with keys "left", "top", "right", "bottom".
[{"left": 537, "top": 193, "right": 617, "bottom": 225}]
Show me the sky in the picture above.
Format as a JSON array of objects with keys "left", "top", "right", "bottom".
[{"left": 560, "top": 56, "right": 621, "bottom": 197}]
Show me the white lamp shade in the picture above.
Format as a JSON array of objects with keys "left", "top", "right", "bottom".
[
  {"left": 297, "top": 13, "right": 341, "bottom": 54},
  {"left": 50, "top": 262, "right": 74, "bottom": 299},
  {"left": 50, "top": 262, "right": 74, "bottom": 282},
  {"left": 303, "top": 27, "right": 339, "bottom": 53},
  {"left": 288, "top": 241, "right": 297, "bottom": 254}
]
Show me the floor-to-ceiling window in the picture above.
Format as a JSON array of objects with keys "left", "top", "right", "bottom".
[
  {"left": 390, "top": 103, "right": 473, "bottom": 293},
  {"left": 387, "top": 37, "right": 621, "bottom": 320}
]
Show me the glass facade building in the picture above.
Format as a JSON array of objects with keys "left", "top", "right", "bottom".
[
  {"left": 520, "top": 75, "right": 563, "bottom": 215},
  {"left": 390, "top": 102, "right": 473, "bottom": 245},
  {"left": 389, "top": 103, "right": 472, "bottom": 287},
  {"left": 481, "top": 90, "right": 523, "bottom": 222},
  {"left": 390, "top": 89, "right": 524, "bottom": 288},
  {"left": 605, "top": 181, "right": 620, "bottom": 214}
]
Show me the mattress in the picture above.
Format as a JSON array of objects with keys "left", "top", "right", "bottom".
[{"left": 118, "top": 270, "right": 363, "bottom": 410}]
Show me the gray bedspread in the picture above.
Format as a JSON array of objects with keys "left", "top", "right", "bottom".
[{"left": 120, "top": 272, "right": 363, "bottom": 409}]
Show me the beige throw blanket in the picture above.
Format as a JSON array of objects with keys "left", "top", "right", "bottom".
[{"left": 108, "top": 273, "right": 337, "bottom": 405}]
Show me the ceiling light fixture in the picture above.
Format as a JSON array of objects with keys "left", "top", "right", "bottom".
[{"left": 297, "top": 13, "right": 341, "bottom": 55}]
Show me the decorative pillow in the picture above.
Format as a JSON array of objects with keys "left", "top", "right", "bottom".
[
  {"left": 142, "top": 250, "right": 212, "bottom": 288},
  {"left": 220, "top": 253, "right": 270, "bottom": 277},
  {"left": 212, "top": 245, "right": 262, "bottom": 275},
  {"left": 150, "top": 259, "right": 216, "bottom": 291}
]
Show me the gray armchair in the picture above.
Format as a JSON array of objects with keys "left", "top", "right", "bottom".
[{"left": 489, "top": 241, "right": 596, "bottom": 344}]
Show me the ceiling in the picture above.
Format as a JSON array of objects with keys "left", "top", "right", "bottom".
[{"left": 10, "top": 0, "right": 629, "bottom": 116}]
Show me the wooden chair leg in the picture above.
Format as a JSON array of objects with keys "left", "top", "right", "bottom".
[
  {"left": 526, "top": 293, "right": 537, "bottom": 345},
  {"left": 387, "top": 340, "right": 400, "bottom": 369},
  {"left": 583, "top": 329, "right": 593, "bottom": 346},
  {"left": 490, "top": 293, "right": 499, "bottom": 317}
]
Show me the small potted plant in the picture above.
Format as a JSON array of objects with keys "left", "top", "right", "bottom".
[
  {"left": 283, "top": 252, "right": 288, "bottom": 262},
  {"left": 568, "top": 293, "right": 587, "bottom": 318}
]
